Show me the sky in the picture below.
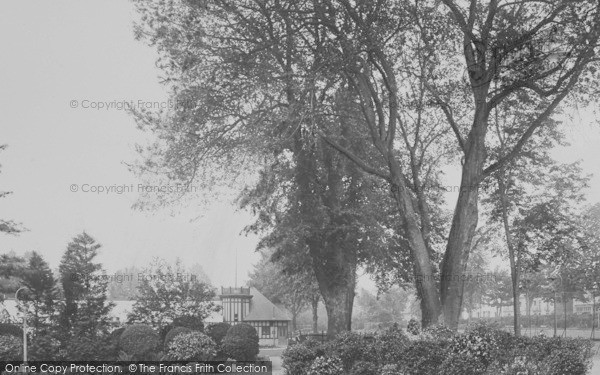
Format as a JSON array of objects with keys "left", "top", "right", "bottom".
[{"left": 1, "top": 1, "right": 599, "bottom": 292}]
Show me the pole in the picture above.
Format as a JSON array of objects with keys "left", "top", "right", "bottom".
[
  {"left": 15, "top": 287, "right": 28, "bottom": 364},
  {"left": 554, "top": 289, "right": 557, "bottom": 337}
]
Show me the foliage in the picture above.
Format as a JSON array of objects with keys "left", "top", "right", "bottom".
[
  {"left": 130, "top": 0, "right": 600, "bottom": 330},
  {"left": 205, "top": 322, "right": 231, "bottom": 346},
  {"left": 306, "top": 356, "right": 343, "bottom": 375},
  {"left": 282, "top": 340, "right": 326, "bottom": 375},
  {"left": 400, "top": 339, "right": 448, "bottom": 375},
  {"left": 58, "top": 232, "right": 114, "bottom": 337},
  {"left": 222, "top": 323, "right": 259, "bottom": 361},
  {"left": 63, "top": 334, "right": 118, "bottom": 361},
  {"left": 373, "top": 325, "right": 409, "bottom": 364},
  {"left": 164, "top": 326, "right": 191, "bottom": 350},
  {"left": 0, "top": 335, "right": 22, "bottom": 360},
  {"left": 422, "top": 323, "right": 455, "bottom": 340},
  {"left": 205, "top": 322, "right": 231, "bottom": 360},
  {"left": 19, "top": 251, "right": 59, "bottom": 334},
  {"left": 323, "top": 331, "right": 376, "bottom": 371},
  {"left": 119, "top": 324, "right": 160, "bottom": 360},
  {"left": 407, "top": 318, "right": 420, "bottom": 336},
  {"left": 28, "top": 334, "right": 62, "bottom": 361},
  {"left": 0, "top": 322, "right": 22, "bottom": 338},
  {"left": 166, "top": 331, "right": 216, "bottom": 361},
  {"left": 349, "top": 361, "right": 378, "bottom": 375},
  {"left": 127, "top": 258, "right": 219, "bottom": 332},
  {"left": 172, "top": 315, "right": 204, "bottom": 331}
]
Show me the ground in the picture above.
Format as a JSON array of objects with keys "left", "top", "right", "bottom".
[{"left": 259, "top": 347, "right": 284, "bottom": 375}]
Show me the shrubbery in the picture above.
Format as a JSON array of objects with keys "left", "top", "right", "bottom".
[
  {"left": 222, "top": 323, "right": 260, "bottom": 361},
  {"left": 29, "top": 334, "right": 63, "bottom": 361},
  {"left": 167, "top": 331, "right": 216, "bottom": 361},
  {"left": 282, "top": 322, "right": 593, "bottom": 375},
  {"left": 0, "top": 335, "right": 22, "bottom": 360},
  {"left": 119, "top": 324, "right": 160, "bottom": 360},
  {"left": 0, "top": 323, "right": 23, "bottom": 338},
  {"left": 64, "top": 335, "right": 118, "bottom": 361},
  {"left": 307, "top": 356, "right": 343, "bottom": 375},
  {"left": 164, "top": 326, "right": 192, "bottom": 350},
  {"left": 205, "top": 322, "right": 231, "bottom": 346}
]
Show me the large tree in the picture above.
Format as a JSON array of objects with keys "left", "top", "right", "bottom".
[
  {"left": 58, "top": 232, "right": 114, "bottom": 338},
  {"left": 131, "top": 0, "right": 600, "bottom": 329},
  {"left": 19, "top": 251, "right": 59, "bottom": 335}
]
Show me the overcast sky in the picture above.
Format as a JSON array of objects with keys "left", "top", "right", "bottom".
[{"left": 1, "top": 1, "right": 599, "bottom": 291}]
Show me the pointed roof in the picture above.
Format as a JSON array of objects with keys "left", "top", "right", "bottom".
[{"left": 244, "top": 287, "right": 291, "bottom": 321}]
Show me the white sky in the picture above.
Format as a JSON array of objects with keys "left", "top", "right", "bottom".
[{"left": 1, "top": 1, "right": 598, "bottom": 291}]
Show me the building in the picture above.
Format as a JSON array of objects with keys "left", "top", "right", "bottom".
[{"left": 220, "top": 287, "right": 291, "bottom": 346}]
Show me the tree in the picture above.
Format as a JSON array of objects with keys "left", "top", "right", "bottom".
[
  {"left": 131, "top": 0, "right": 600, "bottom": 329},
  {"left": 483, "top": 101, "right": 590, "bottom": 335},
  {"left": 57, "top": 232, "right": 114, "bottom": 338},
  {"left": 127, "top": 258, "right": 220, "bottom": 332},
  {"left": 19, "top": 251, "right": 59, "bottom": 335}
]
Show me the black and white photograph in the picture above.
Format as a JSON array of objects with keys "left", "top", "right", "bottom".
[{"left": 1, "top": 1, "right": 600, "bottom": 374}]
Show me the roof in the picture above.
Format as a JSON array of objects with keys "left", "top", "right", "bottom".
[{"left": 244, "top": 287, "right": 291, "bottom": 322}]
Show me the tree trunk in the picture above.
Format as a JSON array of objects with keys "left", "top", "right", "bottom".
[
  {"left": 292, "top": 313, "right": 297, "bottom": 332},
  {"left": 311, "top": 296, "right": 319, "bottom": 333},
  {"left": 498, "top": 174, "right": 521, "bottom": 335},
  {"left": 440, "top": 102, "right": 490, "bottom": 329},
  {"left": 388, "top": 158, "right": 441, "bottom": 327}
]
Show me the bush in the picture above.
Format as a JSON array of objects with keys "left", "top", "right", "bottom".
[
  {"left": 0, "top": 335, "right": 22, "bottom": 360},
  {"left": 205, "top": 322, "right": 231, "bottom": 346},
  {"left": 167, "top": 331, "right": 217, "bottom": 361},
  {"left": 222, "top": 323, "right": 259, "bottom": 361},
  {"left": 282, "top": 340, "right": 326, "bottom": 375},
  {"left": 307, "top": 356, "right": 343, "bottom": 375},
  {"left": 401, "top": 339, "right": 447, "bottom": 375},
  {"left": 164, "top": 326, "right": 192, "bottom": 350},
  {"left": 172, "top": 315, "right": 204, "bottom": 331},
  {"left": 373, "top": 325, "right": 409, "bottom": 364},
  {"left": 324, "top": 331, "right": 376, "bottom": 371},
  {"left": 119, "top": 324, "right": 160, "bottom": 360},
  {"left": 407, "top": 318, "right": 420, "bottom": 335},
  {"left": 422, "top": 323, "right": 455, "bottom": 340},
  {"left": 0, "top": 323, "right": 23, "bottom": 338},
  {"left": 64, "top": 335, "right": 117, "bottom": 361},
  {"left": 29, "top": 334, "right": 62, "bottom": 361}
]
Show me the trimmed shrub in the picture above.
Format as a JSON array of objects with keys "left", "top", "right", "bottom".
[
  {"left": 307, "top": 356, "right": 343, "bottom": 375},
  {"left": 164, "top": 326, "right": 192, "bottom": 350},
  {"left": 222, "top": 323, "right": 259, "bottom": 361},
  {"left": 373, "top": 325, "right": 409, "bottom": 364},
  {"left": 172, "top": 315, "right": 204, "bottom": 331},
  {"left": 205, "top": 322, "right": 231, "bottom": 346},
  {"left": 64, "top": 335, "right": 117, "bottom": 361},
  {"left": 167, "top": 331, "right": 217, "bottom": 361},
  {"left": 0, "top": 335, "right": 22, "bottom": 361},
  {"left": 401, "top": 339, "right": 447, "bottom": 375},
  {"left": 324, "top": 331, "right": 376, "bottom": 371},
  {"left": 282, "top": 340, "right": 326, "bottom": 375},
  {"left": 0, "top": 323, "right": 23, "bottom": 338},
  {"left": 119, "top": 324, "right": 160, "bottom": 359},
  {"left": 29, "top": 334, "right": 62, "bottom": 361}
]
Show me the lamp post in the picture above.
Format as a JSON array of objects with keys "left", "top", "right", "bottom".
[{"left": 15, "top": 287, "right": 28, "bottom": 364}]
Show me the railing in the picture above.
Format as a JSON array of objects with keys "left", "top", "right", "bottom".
[{"left": 220, "top": 287, "right": 251, "bottom": 295}]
